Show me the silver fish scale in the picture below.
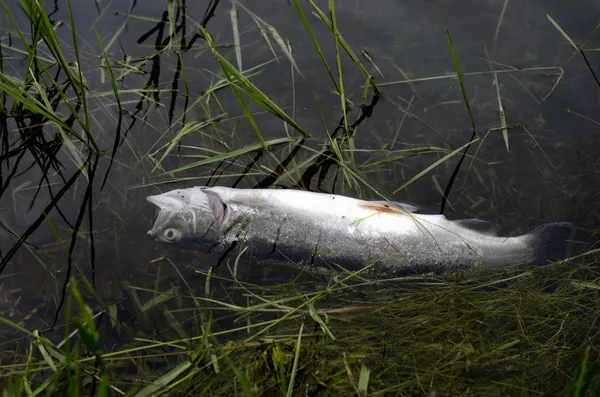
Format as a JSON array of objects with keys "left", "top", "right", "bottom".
[
  {"left": 219, "top": 202, "right": 481, "bottom": 275},
  {"left": 147, "top": 187, "right": 574, "bottom": 275}
]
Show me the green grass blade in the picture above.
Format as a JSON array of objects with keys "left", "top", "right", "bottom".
[
  {"left": 358, "top": 364, "right": 371, "bottom": 396},
  {"left": 446, "top": 28, "right": 477, "bottom": 135},
  {"left": 546, "top": 14, "right": 579, "bottom": 51},
  {"left": 329, "top": 0, "right": 349, "bottom": 136},
  {"left": 494, "top": 72, "right": 509, "bottom": 151},
  {"left": 198, "top": 25, "right": 309, "bottom": 138},
  {"left": 308, "top": 302, "right": 335, "bottom": 340},
  {"left": 31, "top": 331, "right": 57, "bottom": 373},
  {"left": 568, "top": 347, "right": 599, "bottom": 397},
  {"left": 151, "top": 119, "right": 214, "bottom": 173},
  {"left": 267, "top": 23, "right": 304, "bottom": 79},
  {"left": 27, "top": 70, "right": 89, "bottom": 180},
  {"left": 67, "top": 0, "right": 89, "bottom": 131},
  {"left": 134, "top": 361, "right": 193, "bottom": 397},
  {"left": 580, "top": 23, "right": 600, "bottom": 51},
  {"left": 230, "top": 3, "right": 242, "bottom": 71},
  {"left": 223, "top": 68, "right": 268, "bottom": 150},
  {"left": 291, "top": 0, "right": 339, "bottom": 91},
  {"left": 0, "top": 75, "right": 90, "bottom": 148},
  {"left": 234, "top": 1, "right": 304, "bottom": 78},
  {"left": 493, "top": 0, "right": 510, "bottom": 46},
  {"left": 161, "top": 136, "right": 298, "bottom": 175},
  {"left": 305, "top": 0, "right": 382, "bottom": 95},
  {"left": 286, "top": 322, "right": 304, "bottom": 397},
  {"left": 393, "top": 138, "right": 479, "bottom": 194},
  {"left": 70, "top": 279, "right": 110, "bottom": 396},
  {"left": 140, "top": 287, "right": 179, "bottom": 312}
]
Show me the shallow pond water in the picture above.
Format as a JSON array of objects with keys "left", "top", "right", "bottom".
[{"left": 0, "top": 0, "right": 599, "bottom": 394}]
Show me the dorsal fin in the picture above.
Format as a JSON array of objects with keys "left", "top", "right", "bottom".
[{"left": 454, "top": 219, "right": 503, "bottom": 235}]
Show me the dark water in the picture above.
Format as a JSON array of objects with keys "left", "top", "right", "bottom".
[{"left": 0, "top": 0, "right": 599, "bottom": 383}]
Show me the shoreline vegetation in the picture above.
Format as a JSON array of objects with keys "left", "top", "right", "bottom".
[{"left": 0, "top": 0, "right": 599, "bottom": 395}]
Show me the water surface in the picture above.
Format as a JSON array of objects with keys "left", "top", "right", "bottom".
[{"left": 0, "top": 0, "right": 599, "bottom": 392}]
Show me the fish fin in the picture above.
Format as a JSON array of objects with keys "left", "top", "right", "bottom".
[
  {"left": 454, "top": 219, "right": 503, "bottom": 236},
  {"left": 369, "top": 200, "right": 420, "bottom": 213},
  {"left": 528, "top": 222, "right": 577, "bottom": 264}
]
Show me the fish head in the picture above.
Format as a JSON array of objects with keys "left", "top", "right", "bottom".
[{"left": 146, "top": 187, "right": 228, "bottom": 250}]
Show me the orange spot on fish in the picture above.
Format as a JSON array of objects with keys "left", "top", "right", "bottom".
[{"left": 359, "top": 203, "right": 407, "bottom": 215}]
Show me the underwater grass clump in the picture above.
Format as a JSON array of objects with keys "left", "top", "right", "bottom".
[
  {"left": 148, "top": 259, "right": 600, "bottom": 396},
  {"left": 2, "top": 258, "right": 600, "bottom": 396}
]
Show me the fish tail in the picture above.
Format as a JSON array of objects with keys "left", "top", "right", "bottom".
[{"left": 527, "top": 222, "right": 577, "bottom": 265}]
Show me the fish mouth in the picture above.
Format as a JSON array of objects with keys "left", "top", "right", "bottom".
[
  {"left": 146, "top": 196, "right": 161, "bottom": 238},
  {"left": 146, "top": 194, "right": 185, "bottom": 210},
  {"left": 146, "top": 195, "right": 160, "bottom": 206}
]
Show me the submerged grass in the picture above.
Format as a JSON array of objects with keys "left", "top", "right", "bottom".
[
  {"left": 0, "top": 0, "right": 599, "bottom": 395},
  {"left": 2, "top": 259, "right": 600, "bottom": 395}
]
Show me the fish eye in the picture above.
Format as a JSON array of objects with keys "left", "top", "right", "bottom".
[{"left": 163, "top": 228, "right": 181, "bottom": 241}]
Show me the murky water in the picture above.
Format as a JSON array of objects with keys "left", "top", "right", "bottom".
[{"left": 1, "top": 0, "right": 599, "bottom": 388}]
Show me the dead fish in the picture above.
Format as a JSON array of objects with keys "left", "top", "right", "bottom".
[{"left": 146, "top": 186, "right": 575, "bottom": 275}]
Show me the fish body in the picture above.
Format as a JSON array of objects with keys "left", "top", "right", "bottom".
[{"left": 146, "top": 186, "right": 575, "bottom": 275}]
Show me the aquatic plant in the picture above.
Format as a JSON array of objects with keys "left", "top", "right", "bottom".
[{"left": 0, "top": 0, "right": 599, "bottom": 395}]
